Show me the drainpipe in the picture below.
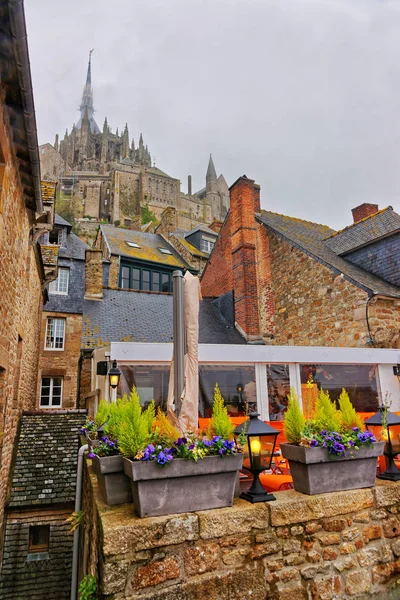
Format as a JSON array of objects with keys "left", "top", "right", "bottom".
[{"left": 70, "top": 443, "right": 88, "bottom": 600}]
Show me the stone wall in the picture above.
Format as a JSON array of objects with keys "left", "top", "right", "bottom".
[
  {"left": 85, "top": 249, "right": 103, "bottom": 299},
  {"left": 38, "top": 312, "right": 82, "bottom": 409},
  {"left": 82, "top": 467, "right": 400, "bottom": 599},
  {"left": 0, "top": 95, "right": 44, "bottom": 534}
]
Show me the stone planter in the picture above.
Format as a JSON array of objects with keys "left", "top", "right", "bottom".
[
  {"left": 280, "top": 442, "right": 384, "bottom": 495},
  {"left": 93, "top": 455, "right": 132, "bottom": 506},
  {"left": 123, "top": 453, "right": 243, "bottom": 517},
  {"left": 86, "top": 432, "right": 99, "bottom": 452}
]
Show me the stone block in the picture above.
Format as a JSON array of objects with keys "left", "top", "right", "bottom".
[
  {"left": 322, "top": 547, "right": 339, "bottom": 561},
  {"left": 371, "top": 509, "right": 388, "bottom": 520},
  {"left": 221, "top": 546, "right": 251, "bottom": 566},
  {"left": 198, "top": 499, "right": 268, "bottom": 539},
  {"left": 134, "top": 557, "right": 180, "bottom": 589},
  {"left": 353, "top": 511, "right": 370, "bottom": 523},
  {"left": 372, "top": 563, "right": 394, "bottom": 584},
  {"left": 392, "top": 538, "right": 400, "bottom": 557},
  {"left": 342, "top": 527, "right": 360, "bottom": 541},
  {"left": 383, "top": 517, "right": 400, "bottom": 538},
  {"left": 358, "top": 546, "right": 381, "bottom": 567},
  {"left": 307, "top": 550, "right": 322, "bottom": 563},
  {"left": 251, "top": 539, "right": 282, "bottom": 558},
  {"left": 300, "top": 563, "right": 329, "bottom": 580},
  {"left": 322, "top": 518, "right": 347, "bottom": 532},
  {"left": 345, "top": 569, "right": 371, "bottom": 596},
  {"left": 340, "top": 543, "right": 356, "bottom": 554},
  {"left": 363, "top": 524, "right": 382, "bottom": 541},
  {"left": 101, "top": 559, "right": 130, "bottom": 595},
  {"left": 265, "top": 557, "right": 285, "bottom": 571},
  {"left": 269, "top": 488, "right": 374, "bottom": 527},
  {"left": 282, "top": 538, "right": 302, "bottom": 555},
  {"left": 290, "top": 525, "right": 304, "bottom": 536},
  {"left": 284, "top": 553, "right": 306, "bottom": 566},
  {"left": 102, "top": 509, "right": 199, "bottom": 555},
  {"left": 311, "top": 575, "right": 340, "bottom": 600},
  {"left": 374, "top": 481, "right": 400, "bottom": 508},
  {"left": 274, "top": 580, "right": 308, "bottom": 600},
  {"left": 334, "top": 555, "right": 357, "bottom": 572},
  {"left": 305, "top": 521, "right": 322, "bottom": 534},
  {"left": 318, "top": 534, "right": 341, "bottom": 546},
  {"left": 184, "top": 543, "right": 219, "bottom": 576}
]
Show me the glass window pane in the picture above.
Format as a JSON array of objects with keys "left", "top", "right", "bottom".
[
  {"left": 45, "top": 319, "right": 54, "bottom": 348},
  {"left": 142, "top": 270, "right": 150, "bottom": 291},
  {"left": 118, "top": 365, "right": 170, "bottom": 412},
  {"left": 152, "top": 272, "right": 160, "bottom": 291},
  {"left": 198, "top": 365, "right": 256, "bottom": 417},
  {"left": 161, "top": 274, "right": 170, "bottom": 292},
  {"left": 300, "top": 364, "right": 379, "bottom": 413},
  {"left": 121, "top": 266, "right": 130, "bottom": 289},
  {"left": 132, "top": 268, "right": 140, "bottom": 290},
  {"left": 267, "top": 364, "right": 290, "bottom": 421},
  {"left": 54, "top": 319, "right": 65, "bottom": 349}
]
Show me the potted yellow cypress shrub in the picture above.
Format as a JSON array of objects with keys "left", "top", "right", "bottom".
[{"left": 280, "top": 388, "right": 384, "bottom": 495}]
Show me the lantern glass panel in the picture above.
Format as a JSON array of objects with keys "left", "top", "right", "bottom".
[
  {"left": 247, "top": 434, "right": 276, "bottom": 471},
  {"left": 387, "top": 425, "right": 400, "bottom": 455},
  {"left": 109, "top": 374, "right": 119, "bottom": 388}
]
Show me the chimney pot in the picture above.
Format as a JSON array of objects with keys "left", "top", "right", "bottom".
[{"left": 188, "top": 175, "right": 192, "bottom": 196}]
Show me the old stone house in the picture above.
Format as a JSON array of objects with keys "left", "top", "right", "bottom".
[
  {"left": 94, "top": 223, "right": 194, "bottom": 291},
  {"left": 38, "top": 215, "right": 90, "bottom": 410},
  {"left": 40, "top": 54, "right": 229, "bottom": 230},
  {"left": 0, "top": 0, "right": 56, "bottom": 536},
  {"left": 201, "top": 175, "right": 400, "bottom": 349}
]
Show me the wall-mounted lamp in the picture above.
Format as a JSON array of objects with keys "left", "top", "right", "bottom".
[
  {"left": 393, "top": 365, "right": 400, "bottom": 382},
  {"left": 108, "top": 360, "right": 121, "bottom": 389}
]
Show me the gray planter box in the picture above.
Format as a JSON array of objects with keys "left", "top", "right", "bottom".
[
  {"left": 86, "top": 433, "right": 99, "bottom": 452},
  {"left": 123, "top": 453, "right": 244, "bottom": 518},
  {"left": 281, "top": 442, "right": 384, "bottom": 495},
  {"left": 93, "top": 455, "right": 132, "bottom": 506}
]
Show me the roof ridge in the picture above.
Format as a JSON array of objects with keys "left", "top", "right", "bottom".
[
  {"left": 324, "top": 206, "right": 393, "bottom": 240},
  {"left": 260, "top": 209, "right": 334, "bottom": 231}
]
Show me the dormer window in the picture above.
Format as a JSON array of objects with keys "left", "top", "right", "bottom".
[
  {"left": 126, "top": 241, "right": 141, "bottom": 249},
  {"left": 49, "top": 228, "right": 62, "bottom": 245},
  {"left": 158, "top": 248, "right": 172, "bottom": 255},
  {"left": 200, "top": 238, "right": 215, "bottom": 253}
]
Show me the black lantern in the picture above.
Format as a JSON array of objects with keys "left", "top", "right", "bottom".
[
  {"left": 108, "top": 360, "right": 121, "bottom": 389},
  {"left": 365, "top": 409, "right": 400, "bottom": 481},
  {"left": 393, "top": 365, "right": 400, "bottom": 382},
  {"left": 234, "top": 412, "right": 279, "bottom": 503}
]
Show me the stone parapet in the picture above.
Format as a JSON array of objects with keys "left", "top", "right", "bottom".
[{"left": 82, "top": 463, "right": 400, "bottom": 599}]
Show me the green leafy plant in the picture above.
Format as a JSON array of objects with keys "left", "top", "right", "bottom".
[
  {"left": 339, "top": 388, "right": 363, "bottom": 430},
  {"left": 78, "top": 574, "right": 97, "bottom": 600},
  {"left": 118, "top": 388, "right": 155, "bottom": 459},
  {"left": 284, "top": 387, "right": 305, "bottom": 444},
  {"left": 94, "top": 399, "right": 110, "bottom": 430},
  {"left": 207, "top": 384, "right": 235, "bottom": 440},
  {"left": 114, "top": 220, "right": 121, "bottom": 227},
  {"left": 314, "top": 389, "right": 343, "bottom": 433},
  {"left": 67, "top": 510, "right": 85, "bottom": 533},
  {"left": 152, "top": 408, "right": 181, "bottom": 447},
  {"left": 141, "top": 203, "right": 158, "bottom": 224}
]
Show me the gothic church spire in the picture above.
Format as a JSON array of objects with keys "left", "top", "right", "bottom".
[{"left": 77, "top": 50, "right": 100, "bottom": 134}]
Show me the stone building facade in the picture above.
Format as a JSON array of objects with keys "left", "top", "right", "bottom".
[
  {"left": 0, "top": 0, "right": 55, "bottom": 537},
  {"left": 40, "top": 53, "right": 229, "bottom": 230},
  {"left": 38, "top": 215, "right": 90, "bottom": 409},
  {"left": 201, "top": 176, "right": 400, "bottom": 348}
]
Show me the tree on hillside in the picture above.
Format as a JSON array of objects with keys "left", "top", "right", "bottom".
[{"left": 141, "top": 204, "right": 158, "bottom": 225}]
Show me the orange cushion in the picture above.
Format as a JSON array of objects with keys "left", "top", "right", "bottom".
[{"left": 259, "top": 473, "right": 293, "bottom": 492}]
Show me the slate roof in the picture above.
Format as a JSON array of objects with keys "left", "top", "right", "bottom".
[
  {"left": 100, "top": 225, "right": 190, "bottom": 268},
  {"left": 324, "top": 207, "right": 400, "bottom": 255},
  {"left": 55, "top": 214, "right": 72, "bottom": 228},
  {"left": 257, "top": 210, "right": 400, "bottom": 298},
  {"left": 9, "top": 413, "right": 85, "bottom": 508},
  {"left": 147, "top": 166, "right": 175, "bottom": 180},
  {"left": 173, "top": 231, "right": 208, "bottom": 258},
  {"left": 185, "top": 224, "right": 218, "bottom": 238},
  {"left": 82, "top": 289, "right": 246, "bottom": 347}
]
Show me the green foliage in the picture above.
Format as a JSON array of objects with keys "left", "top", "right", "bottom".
[
  {"left": 284, "top": 388, "right": 305, "bottom": 444},
  {"left": 66, "top": 510, "right": 85, "bottom": 533},
  {"left": 208, "top": 384, "right": 235, "bottom": 440},
  {"left": 104, "top": 396, "right": 128, "bottom": 439},
  {"left": 153, "top": 409, "right": 180, "bottom": 447},
  {"left": 78, "top": 574, "right": 97, "bottom": 600},
  {"left": 114, "top": 220, "right": 121, "bottom": 227},
  {"left": 118, "top": 388, "right": 155, "bottom": 459},
  {"left": 94, "top": 399, "right": 110, "bottom": 430},
  {"left": 314, "top": 389, "right": 343, "bottom": 432},
  {"left": 339, "top": 388, "right": 364, "bottom": 430},
  {"left": 55, "top": 191, "right": 82, "bottom": 234},
  {"left": 141, "top": 204, "right": 158, "bottom": 225}
]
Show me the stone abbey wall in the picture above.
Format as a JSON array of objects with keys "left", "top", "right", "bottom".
[{"left": 82, "top": 463, "right": 400, "bottom": 599}]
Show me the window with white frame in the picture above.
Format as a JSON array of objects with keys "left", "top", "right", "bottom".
[
  {"left": 200, "top": 238, "right": 215, "bottom": 253},
  {"left": 40, "top": 377, "right": 63, "bottom": 407},
  {"left": 48, "top": 267, "right": 69, "bottom": 295},
  {"left": 45, "top": 318, "right": 65, "bottom": 350}
]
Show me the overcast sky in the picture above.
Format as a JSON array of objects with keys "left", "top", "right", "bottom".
[{"left": 26, "top": 0, "right": 400, "bottom": 229}]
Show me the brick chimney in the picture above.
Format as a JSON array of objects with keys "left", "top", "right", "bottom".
[
  {"left": 157, "top": 206, "right": 177, "bottom": 236},
  {"left": 351, "top": 203, "right": 379, "bottom": 224},
  {"left": 208, "top": 219, "right": 223, "bottom": 234},
  {"left": 84, "top": 249, "right": 103, "bottom": 300},
  {"left": 230, "top": 175, "right": 261, "bottom": 342}
]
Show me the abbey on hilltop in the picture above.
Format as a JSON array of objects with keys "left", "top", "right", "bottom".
[{"left": 40, "top": 52, "right": 229, "bottom": 230}]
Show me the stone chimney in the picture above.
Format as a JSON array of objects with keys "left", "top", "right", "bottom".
[
  {"left": 351, "top": 203, "right": 379, "bottom": 224},
  {"left": 208, "top": 219, "right": 223, "bottom": 234},
  {"left": 230, "top": 175, "right": 261, "bottom": 342},
  {"left": 157, "top": 206, "right": 177, "bottom": 236},
  {"left": 84, "top": 249, "right": 103, "bottom": 300},
  {"left": 188, "top": 175, "right": 192, "bottom": 196}
]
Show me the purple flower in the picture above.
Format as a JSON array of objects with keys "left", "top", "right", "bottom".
[
  {"left": 147, "top": 444, "right": 155, "bottom": 453},
  {"left": 188, "top": 444, "right": 195, "bottom": 450},
  {"left": 321, "top": 430, "right": 327, "bottom": 436},
  {"left": 218, "top": 447, "right": 225, "bottom": 455},
  {"left": 223, "top": 440, "right": 234, "bottom": 450},
  {"left": 310, "top": 439, "right": 319, "bottom": 447},
  {"left": 352, "top": 427, "right": 360, "bottom": 431},
  {"left": 348, "top": 440, "right": 355, "bottom": 446},
  {"left": 212, "top": 436, "right": 222, "bottom": 442},
  {"left": 203, "top": 439, "right": 213, "bottom": 447},
  {"left": 80, "top": 427, "right": 87, "bottom": 434},
  {"left": 175, "top": 437, "right": 187, "bottom": 446},
  {"left": 88, "top": 452, "right": 96, "bottom": 459},
  {"left": 101, "top": 436, "right": 109, "bottom": 443},
  {"left": 332, "top": 442, "right": 345, "bottom": 455},
  {"left": 108, "top": 441, "right": 115, "bottom": 447}
]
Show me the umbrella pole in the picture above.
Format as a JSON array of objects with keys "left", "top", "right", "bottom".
[{"left": 172, "top": 270, "right": 185, "bottom": 416}]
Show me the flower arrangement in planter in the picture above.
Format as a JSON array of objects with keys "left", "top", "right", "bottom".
[
  {"left": 88, "top": 385, "right": 243, "bottom": 516},
  {"left": 281, "top": 387, "right": 384, "bottom": 495}
]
